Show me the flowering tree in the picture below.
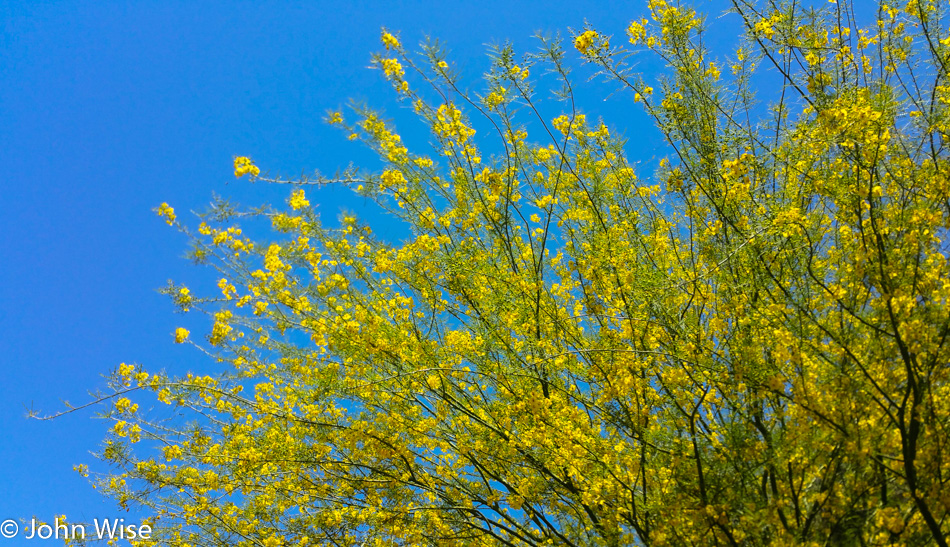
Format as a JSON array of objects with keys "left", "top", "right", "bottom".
[{"left": 68, "top": 0, "right": 950, "bottom": 545}]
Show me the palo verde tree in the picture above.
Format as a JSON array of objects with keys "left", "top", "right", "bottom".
[{"left": 57, "top": 0, "right": 950, "bottom": 545}]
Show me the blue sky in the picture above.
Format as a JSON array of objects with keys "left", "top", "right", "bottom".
[{"left": 0, "top": 0, "right": 734, "bottom": 539}]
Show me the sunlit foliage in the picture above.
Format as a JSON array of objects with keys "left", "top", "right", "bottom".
[{"left": 75, "top": 1, "right": 950, "bottom": 545}]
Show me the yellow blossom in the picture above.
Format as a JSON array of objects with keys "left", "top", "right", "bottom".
[
  {"left": 381, "top": 58, "right": 404, "bottom": 80},
  {"left": 177, "top": 286, "right": 193, "bottom": 311},
  {"left": 156, "top": 202, "right": 176, "bottom": 225},
  {"left": 574, "top": 30, "right": 601, "bottom": 55},
  {"left": 233, "top": 156, "right": 260, "bottom": 178},
  {"left": 381, "top": 30, "right": 400, "bottom": 50},
  {"left": 289, "top": 188, "right": 310, "bottom": 210},
  {"left": 628, "top": 19, "right": 648, "bottom": 44}
]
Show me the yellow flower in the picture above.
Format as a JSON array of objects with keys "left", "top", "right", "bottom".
[
  {"left": 156, "top": 202, "right": 176, "bottom": 225},
  {"left": 381, "top": 58, "right": 405, "bottom": 80},
  {"left": 536, "top": 195, "right": 555, "bottom": 208},
  {"left": 233, "top": 156, "right": 260, "bottom": 178},
  {"left": 217, "top": 278, "right": 237, "bottom": 300},
  {"left": 484, "top": 88, "right": 506, "bottom": 110},
  {"left": 115, "top": 397, "right": 138, "bottom": 414},
  {"left": 163, "top": 444, "right": 183, "bottom": 461},
  {"left": 381, "top": 30, "right": 400, "bottom": 50},
  {"left": 209, "top": 310, "right": 233, "bottom": 346},
  {"left": 177, "top": 286, "right": 193, "bottom": 311},
  {"left": 574, "top": 30, "right": 600, "bottom": 55},
  {"left": 264, "top": 244, "right": 284, "bottom": 271},
  {"left": 118, "top": 362, "right": 134, "bottom": 378},
  {"left": 628, "top": 19, "right": 647, "bottom": 45},
  {"left": 174, "top": 327, "right": 190, "bottom": 344},
  {"left": 289, "top": 188, "right": 310, "bottom": 210},
  {"left": 380, "top": 169, "right": 406, "bottom": 190}
]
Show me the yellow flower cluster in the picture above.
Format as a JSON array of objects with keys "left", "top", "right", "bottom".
[
  {"left": 114, "top": 397, "right": 138, "bottom": 415},
  {"left": 209, "top": 310, "right": 233, "bottom": 346},
  {"left": 176, "top": 286, "right": 192, "bottom": 311},
  {"left": 381, "top": 30, "right": 400, "bottom": 50},
  {"left": 484, "top": 88, "right": 505, "bottom": 110},
  {"left": 118, "top": 362, "right": 134, "bottom": 378},
  {"left": 434, "top": 103, "right": 476, "bottom": 145},
  {"left": 174, "top": 327, "right": 190, "bottom": 343},
  {"left": 233, "top": 156, "right": 260, "bottom": 178},
  {"left": 380, "top": 58, "right": 404, "bottom": 80},
  {"left": 552, "top": 113, "right": 586, "bottom": 136},
  {"left": 627, "top": 19, "right": 648, "bottom": 45},
  {"left": 112, "top": 420, "right": 141, "bottom": 443},
  {"left": 156, "top": 202, "right": 176, "bottom": 225},
  {"left": 361, "top": 115, "right": 408, "bottom": 163},
  {"left": 574, "top": 30, "right": 602, "bottom": 55},
  {"left": 217, "top": 278, "right": 237, "bottom": 300},
  {"left": 289, "top": 188, "right": 309, "bottom": 210},
  {"left": 754, "top": 15, "right": 780, "bottom": 40},
  {"left": 263, "top": 243, "right": 285, "bottom": 273},
  {"left": 379, "top": 169, "right": 407, "bottom": 190}
]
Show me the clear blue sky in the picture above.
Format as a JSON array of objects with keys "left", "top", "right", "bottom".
[{"left": 0, "top": 0, "right": 733, "bottom": 539}]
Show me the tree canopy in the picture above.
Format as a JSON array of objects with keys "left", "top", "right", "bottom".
[{"left": 69, "top": 0, "right": 950, "bottom": 545}]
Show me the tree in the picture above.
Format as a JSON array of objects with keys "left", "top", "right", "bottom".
[{"left": 61, "top": 1, "right": 950, "bottom": 545}]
